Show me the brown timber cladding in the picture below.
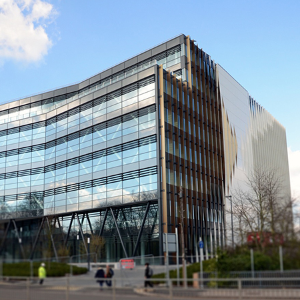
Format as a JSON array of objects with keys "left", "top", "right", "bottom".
[{"left": 159, "top": 36, "right": 225, "bottom": 256}]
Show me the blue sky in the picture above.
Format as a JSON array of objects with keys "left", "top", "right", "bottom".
[{"left": 0, "top": 0, "right": 299, "bottom": 195}]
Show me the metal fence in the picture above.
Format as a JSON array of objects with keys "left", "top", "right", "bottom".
[
  {"left": 199, "top": 270, "right": 300, "bottom": 284},
  {"left": 1, "top": 276, "right": 300, "bottom": 300},
  {"left": 227, "top": 270, "right": 300, "bottom": 278}
]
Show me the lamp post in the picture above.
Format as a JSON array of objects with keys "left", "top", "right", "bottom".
[
  {"left": 225, "top": 195, "right": 234, "bottom": 249},
  {"left": 87, "top": 237, "right": 90, "bottom": 271},
  {"left": 76, "top": 234, "right": 79, "bottom": 263},
  {"left": 179, "top": 186, "right": 187, "bottom": 288},
  {"left": 199, "top": 237, "right": 204, "bottom": 289}
]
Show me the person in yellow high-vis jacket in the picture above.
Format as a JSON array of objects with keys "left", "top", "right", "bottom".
[{"left": 38, "top": 263, "right": 46, "bottom": 285}]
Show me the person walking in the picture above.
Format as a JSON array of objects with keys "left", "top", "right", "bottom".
[
  {"left": 38, "top": 263, "right": 46, "bottom": 285},
  {"left": 95, "top": 267, "right": 105, "bottom": 290},
  {"left": 144, "top": 263, "right": 153, "bottom": 288},
  {"left": 105, "top": 265, "right": 114, "bottom": 287}
]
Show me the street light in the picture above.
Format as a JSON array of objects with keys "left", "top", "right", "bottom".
[
  {"left": 179, "top": 186, "right": 187, "bottom": 288},
  {"left": 225, "top": 195, "right": 234, "bottom": 249},
  {"left": 76, "top": 234, "right": 79, "bottom": 262},
  {"left": 87, "top": 237, "right": 90, "bottom": 271}
]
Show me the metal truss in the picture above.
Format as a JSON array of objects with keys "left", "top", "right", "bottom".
[
  {"left": 45, "top": 217, "right": 58, "bottom": 260},
  {"left": 0, "top": 201, "right": 158, "bottom": 260},
  {"left": 75, "top": 213, "right": 88, "bottom": 254},
  {"left": 110, "top": 208, "right": 128, "bottom": 257},
  {"left": 132, "top": 202, "right": 150, "bottom": 256},
  {"left": 29, "top": 217, "right": 45, "bottom": 259},
  {"left": 0, "top": 219, "right": 11, "bottom": 255}
]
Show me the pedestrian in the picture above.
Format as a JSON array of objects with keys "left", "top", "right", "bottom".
[
  {"left": 95, "top": 267, "right": 105, "bottom": 290},
  {"left": 38, "top": 262, "right": 46, "bottom": 285},
  {"left": 105, "top": 265, "right": 114, "bottom": 287},
  {"left": 144, "top": 263, "right": 153, "bottom": 288}
]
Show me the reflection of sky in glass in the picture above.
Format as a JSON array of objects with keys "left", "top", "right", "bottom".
[{"left": 0, "top": 73, "right": 161, "bottom": 219}]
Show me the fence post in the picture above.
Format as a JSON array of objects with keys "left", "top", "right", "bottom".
[
  {"left": 26, "top": 277, "right": 30, "bottom": 300},
  {"left": 0, "top": 258, "right": 2, "bottom": 277},
  {"left": 279, "top": 246, "right": 284, "bottom": 272},
  {"left": 112, "top": 278, "right": 116, "bottom": 300},
  {"left": 250, "top": 249, "right": 254, "bottom": 278},
  {"left": 175, "top": 228, "right": 179, "bottom": 287},
  {"left": 238, "top": 278, "right": 242, "bottom": 300},
  {"left": 30, "top": 260, "right": 33, "bottom": 279},
  {"left": 169, "top": 279, "right": 173, "bottom": 300},
  {"left": 66, "top": 276, "right": 69, "bottom": 300},
  {"left": 165, "top": 233, "right": 169, "bottom": 285}
]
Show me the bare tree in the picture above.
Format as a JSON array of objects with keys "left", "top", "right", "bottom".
[
  {"left": 229, "top": 168, "right": 293, "bottom": 252},
  {"left": 90, "top": 235, "right": 106, "bottom": 262}
]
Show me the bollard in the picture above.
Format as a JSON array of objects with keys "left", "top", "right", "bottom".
[{"left": 192, "top": 272, "right": 199, "bottom": 288}]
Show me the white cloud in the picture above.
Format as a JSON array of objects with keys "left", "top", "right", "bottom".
[
  {"left": 0, "top": 0, "right": 55, "bottom": 62},
  {"left": 288, "top": 147, "right": 300, "bottom": 201}
]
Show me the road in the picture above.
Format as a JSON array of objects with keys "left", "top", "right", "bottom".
[
  {"left": 1, "top": 282, "right": 300, "bottom": 300},
  {"left": 1, "top": 266, "right": 300, "bottom": 300}
]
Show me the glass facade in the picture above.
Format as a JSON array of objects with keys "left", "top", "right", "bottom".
[
  {"left": 0, "top": 58, "right": 161, "bottom": 259},
  {"left": 0, "top": 75, "right": 158, "bottom": 220},
  {"left": 0, "top": 45, "right": 181, "bottom": 124},
  {"left": 0, "top": 34, "right": 290, "bottom": 262},
  {"left": 2, "top": 203, "right": 160, "bottom": 262}
]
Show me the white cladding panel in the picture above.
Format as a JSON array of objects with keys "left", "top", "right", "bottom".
[{"left": 217, "top": 64, "right": 291, "bottom": 207}]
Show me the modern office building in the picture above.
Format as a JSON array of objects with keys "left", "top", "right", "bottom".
[{"left": 0, "top": 34, "right": 290, "bottom": 261}]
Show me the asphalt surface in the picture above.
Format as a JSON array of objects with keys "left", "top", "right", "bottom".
[
  {"left": 1, "top": 266, "right": 300, "bottom": 300},
  {"left": 1, "top": 280, "right": 300, "bottom": 300}
]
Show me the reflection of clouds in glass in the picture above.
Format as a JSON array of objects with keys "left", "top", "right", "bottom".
[
  {"left": 54, "top": 181, "right": 67, "bottom": 188},
  {"left": 93, "top": 186, "right": 107, "bottom": 194},
  {"left": 122, "top": 188, "right": 132, "bottom": 196},
  {"left": 139, "top": 126, "right": 156, "bottom": 135},
  {"left": 78, "top": 201, "right": 92, "bottom": 210},
  {"left": 21, "top": 172, "right": 157, "bottom": 216},
  {"left": 79, "top": 188, "right": 91, "bottom": 197},
  {"left": 107, "top": 189, "right": 122, "bottom": 198}
]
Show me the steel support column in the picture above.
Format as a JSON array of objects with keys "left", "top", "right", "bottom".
[
  {"left": 64, "top": 213, "right": 74, "bottom": 247},
  {"left": 30, "top": 217, "right": 45, "bottom": 260},
  {"left": 110, "top": 208, "right": 128, "bottom": 258},
  {"left": 86, "top": 213, "right": 94, "bottom": 235},
  {"left": 81, "top": 214, "right": 85, "bottom": 226},
  {"left": 132, "top": 202, "right": 150, "bottom": 257},
  {"left": 45, "top": 217, "right": 58, "bottom": 260},
  {"left": 121, "top": 208, "right": 132, "bottom": 237},
  {"left": 0, "top": 219, "right": 12, "bottom": 255},
  {"left": 76, "top": 213, "right": 88, "bottom": 254},
  {"left": 99, "top": 209, "right": 108, "bottom": 237},
  {"left": 56, "top": 217, "right": 65, "bottom": 242}
]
